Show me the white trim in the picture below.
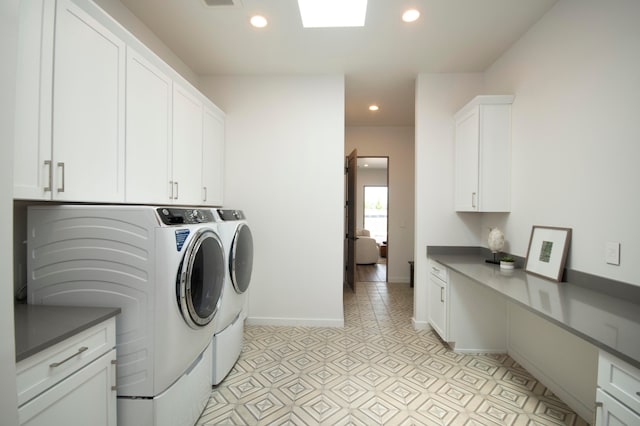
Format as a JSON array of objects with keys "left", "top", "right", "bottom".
[{"left": 246, "top": 317, "right": 344, "bottom": 328}]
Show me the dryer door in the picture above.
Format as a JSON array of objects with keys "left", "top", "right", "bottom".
[
  {"left": 178, "top": 228, "right": 225, "bottom": 329},
  {"left": 230, "top": 223, "right": 254, "bottom": 294}
]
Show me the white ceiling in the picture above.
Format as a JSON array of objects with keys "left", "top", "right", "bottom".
[
  {"left": 118, "top": 0, "right": 557, "bottom": 126},
  {"left": 357, "top": 157, "right": 388, "bottom": 169}
]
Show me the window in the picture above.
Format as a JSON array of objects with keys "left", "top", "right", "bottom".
[{"left": 363, "top": 185, "right": 387, "bottom": 244}]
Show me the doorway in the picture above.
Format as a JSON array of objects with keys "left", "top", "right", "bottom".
[{"left": 356, "top": 157, "right": 388, "bottom": 282}]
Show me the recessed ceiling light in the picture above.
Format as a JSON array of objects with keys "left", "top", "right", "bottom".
[
  {"left": 369, "top": 104, "right": 379, "bottom": 111},
  {"left": 250, "top": 15, "right": 268, "bottom": 28},
  {"left": 364, "top": 164, "right": 369, "bottom": 167},
  {"left": 298, "top": 0, "right": 368, "bottom": 28},
  {"left": 402, "top": 9, "right": 420, "bottom": 23}
]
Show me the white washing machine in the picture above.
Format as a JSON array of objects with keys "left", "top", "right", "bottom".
[
  {"left": 210, "top": 209, "right": 254, "bottom": 385},
  {"left": 27, "top": 205, "right": 226, "bottom": 426}
]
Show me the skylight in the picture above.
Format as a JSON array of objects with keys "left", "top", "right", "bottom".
[{"left": 297, "top": 0, "right": 368, "bottom": 28}]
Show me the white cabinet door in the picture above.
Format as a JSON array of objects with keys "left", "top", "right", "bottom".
[
  {"left": 13, "top": 0, "right": 55, "bottom": 199},
  {"left": 18, "top": 349, "right": 117, "bottom": 426},
  {"left": 454, "top": 96, "right": 513, "bottom": 212},
  {"left": 202, "top": 106, "right": 225, "bottom": 206},
  {"left": 125, "top": 48, "right": 172, "bottom": 204},
  {"left": 172, "top": 84, "right": 204, "bottom": 205},
  {"left": 596, "top": 389, "right": 640, "bottom": 426},
  {"left": 428, "top": 275, "right": 447, "bottom": 340},
  {"left": 52, "top": 0, "right": 125, "bottom": 202},
  {"left": 454, "top": 108, "right": 480, "bottom": 211}
]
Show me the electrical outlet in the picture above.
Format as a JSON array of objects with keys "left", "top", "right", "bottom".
[{"left": 605, "top": 242, "right": 620, "bottom": 265}]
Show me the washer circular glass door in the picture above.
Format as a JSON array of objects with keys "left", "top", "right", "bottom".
[
  {"left": 178, "top": 228, "right": 225, "bottom": 329},
  {"left": 230, "top": 223, "right": 254, "bottom": 294}
]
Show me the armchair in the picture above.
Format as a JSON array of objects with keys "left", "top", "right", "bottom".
[{"left": 355, "top": 229, "right": 379, "bottom": 264}]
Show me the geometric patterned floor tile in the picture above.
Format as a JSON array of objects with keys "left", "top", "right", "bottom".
[{"left": 196, "top": 281, "right": 590, "bottom": 426}]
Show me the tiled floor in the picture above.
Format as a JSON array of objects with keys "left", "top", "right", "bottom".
[{"left": 197, "top": 282, "right": 589, "bottom": 425}]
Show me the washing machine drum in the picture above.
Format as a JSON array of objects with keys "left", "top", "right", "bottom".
[
  {"left": 230, "top": 223, "right": 254, "bottom": 294},
  {"left": 177, "top": 229, "right": 226, "bottom": 329}
]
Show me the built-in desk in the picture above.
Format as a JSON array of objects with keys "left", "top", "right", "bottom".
[
  {"left": 428, "top": 249, "right": 640, "bottom": 424},
  {"left": 428, "top": 253, "right": 640, "bottom": 370}
]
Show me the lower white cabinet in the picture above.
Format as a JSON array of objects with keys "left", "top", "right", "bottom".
[
  {"left": 596, "top": 351, "right": 640, "bottom": 425},
  {"left": 19, "top": 349, "right": 117, "bottom": 426},
  {"left": 17, "top": 318, "right": 117, "bottom": 426},
  {"left": 428, "top": 261, "right": 448, "bottom": 339},
  {"left": 427, "top": 260, "right": 507, "bottom": 353}
]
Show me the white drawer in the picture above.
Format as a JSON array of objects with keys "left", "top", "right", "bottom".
[
  {"left": 17, "top": 317, "right": 116, "bottom": 406},
  {"left": 598, "top": 350, "right": 640, "bottom": 415},
  {"left": 596, "top": 388, "right": 640, "bottom": 426},
  {"left": 430, "top": 260, "right": 448, "bottom": 282}
]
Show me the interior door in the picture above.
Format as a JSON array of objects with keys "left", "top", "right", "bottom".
[{"left": 345, "top": 149, "right": 357, "bottom": 292}]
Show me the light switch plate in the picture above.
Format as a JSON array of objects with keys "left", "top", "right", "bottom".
[{"left": 605, "top": 242, "right": 620, "bottom": 265}]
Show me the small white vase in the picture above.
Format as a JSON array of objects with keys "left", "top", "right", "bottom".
[{"left": 500, "top": 261, "right": 514, "bottom": 270}]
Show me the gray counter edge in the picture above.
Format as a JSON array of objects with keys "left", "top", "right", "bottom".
[
  {"left": 15, "top": 305, "right": 121, "bottom": 362},
  {"left": 427, "top": 246, "right": 640, "bottom": 370}
]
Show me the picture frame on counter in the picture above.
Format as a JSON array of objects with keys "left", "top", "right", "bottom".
[{"left": 525, "top": 225, "right": 572, "bottom": 282}]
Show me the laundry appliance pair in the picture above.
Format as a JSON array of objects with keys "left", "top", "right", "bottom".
[{"left": 26, "top": 205, "right": 252, "bottom": 426}]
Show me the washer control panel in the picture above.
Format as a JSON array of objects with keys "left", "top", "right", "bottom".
[
  {"left": 157, "top": 208, "right": 215, "bottom": 225},
  {"left": 217, "top": 209, "right": 246, "bottom": 221}
]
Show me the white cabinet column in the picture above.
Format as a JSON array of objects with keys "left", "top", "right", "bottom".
[
  {"left": 172, "top": 84, "right": 204, "bottom": 205},
  {"left": 202, "top": 106, "right": 225, "bottom": 206},
  {"left": 125, "top": 48, "right": 172, "bottom": 204}
]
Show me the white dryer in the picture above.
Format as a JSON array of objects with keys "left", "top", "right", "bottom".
[
  {"left": 27, "top": 205, "right": 226, "bottom": 426},
  {"left": 210, "top": 209, "right": 254, "bottom": 385}
]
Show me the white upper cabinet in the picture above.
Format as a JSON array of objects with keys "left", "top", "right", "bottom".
[
  {"left": 172, "top": 84, "right": 205, "bottom": 205},
  {"left": 14, "top": 0, "right": 56, "bottom": 200},
  {"left": 52, "top": 0, "right": 126, "bottom": 202},
  {"left": 125, "top": 48, "right": 173, "bottom": 204},
  {"left": 13, "top": 0, "right": 224, "bottom": 206},
  {"left": 202, "top": 106, "right": 225, "bottom": 207},
  {"left": 454, "top": 95, "right": 514, "bottom": 212}
]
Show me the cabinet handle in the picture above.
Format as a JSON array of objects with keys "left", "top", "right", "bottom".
[
  {"left": 471, "top": 192, "right": 477, "bottom": 209},
  {"left": 57, "top": 162, "right": 65, "bottom": 193},
  {"left": 174, "top": 181, "right": 179, "bottom": 200},
  {"left": 440, "top": 287, "right": 445, "bottom": 303},
  {"left": 111, "top": 359, "right": 117, "bottom": 391},
  {"left": 49, "top": 346, "right": 88, "bottom": 368},
  {"left": 203, "top": 186, "right": 207, "bottom": 202},
  {"left": 44, "top": 160, "right": 52, "bottom": 192}
]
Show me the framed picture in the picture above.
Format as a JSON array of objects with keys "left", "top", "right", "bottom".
[{"left": 525, "top": 226, "right": 572, "bottom": 282}]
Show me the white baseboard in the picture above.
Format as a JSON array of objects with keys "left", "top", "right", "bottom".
[
  {"left": 412, "top": 318, "right": 430, "bottom": 330},
  {"left": 246, "top": 316, "right": 344, "bottom": 328}
]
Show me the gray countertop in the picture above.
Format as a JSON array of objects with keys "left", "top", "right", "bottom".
[
  {"left": 429, "top": 253, "right": 640, "bottom": 369},
  {"left": 15, "top": 304, "right": 121, "bottom": 362}
]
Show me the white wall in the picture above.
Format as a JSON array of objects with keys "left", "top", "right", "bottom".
[
  {"left": 481, "top": 0, "right": 640, "bottom": 286},
  {"left": 1, "top": 0, "right": 19, "bottom": 423},
  {"left": 413, "top": 74, "right": 484, "bottom": 326},
  {"left": 93, "top": 0, "right": 201, "bottom": 88},
  {"left": 415, "top": 0, "right": 640, "bottom": 417},
  {"left": 200, "top": 75, "right": 345, "bottom": 327},
  {"left": 346, "top": 127, "right": 415, "bottom": 283}
]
